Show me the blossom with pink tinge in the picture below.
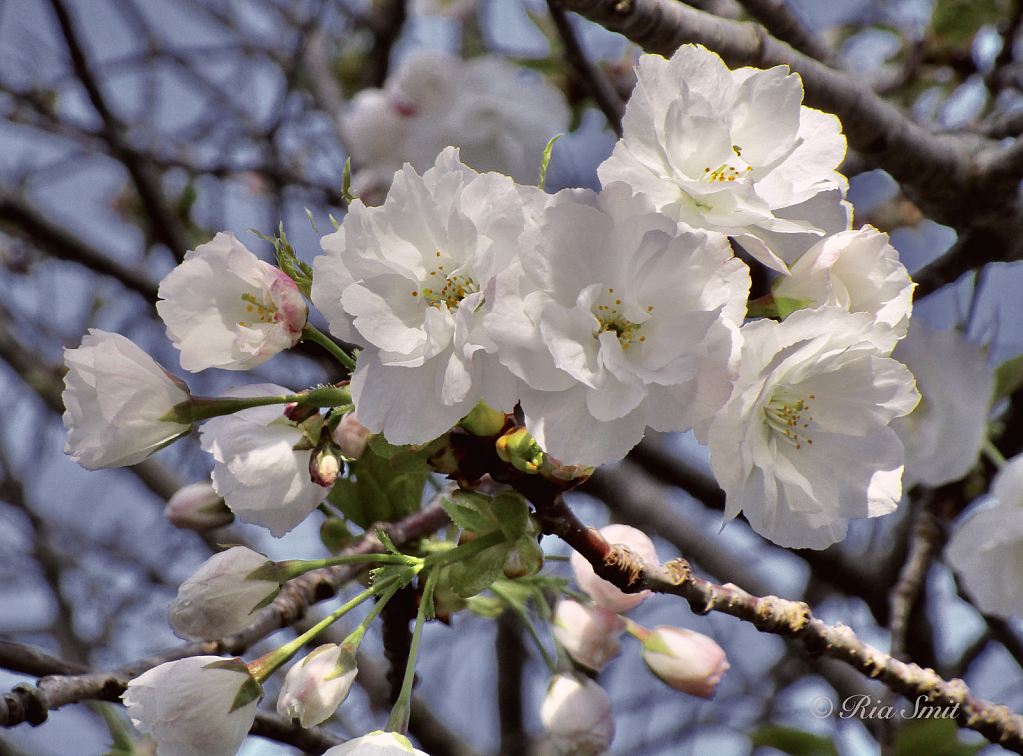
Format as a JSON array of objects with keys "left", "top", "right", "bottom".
[
  {"left": 570, "top": 524, "right": 658, "bottom": 613},
  {"left": 157, "top": 232, "right": 308, "bottom": 372},
  {"left": 641, "top": 626, "right": 729, "bottom": 698}
]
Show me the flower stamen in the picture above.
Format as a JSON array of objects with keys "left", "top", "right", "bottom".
[{"left": 765, "top": 393, "right": 815, "bottom": 450}]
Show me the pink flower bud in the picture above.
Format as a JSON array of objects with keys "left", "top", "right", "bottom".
[
  {"left": 552, "top": 600, "right": 626, "bottom": 672},
  {"left": 277, "top": 644, "right": 358, "bottom": 727},
  {"left": 569, "top": 524, "right": 658, "bottom": 613},
  {"left": 540, "top": 673, "right": 614, "bottom": 756},
  {"left": 164, "top": 482, "right": 234, "bottom": 531},
  {"left": 310, "top": 445, "right": 342, "bottom": 486},
  {"left": 641, "top": 626, "right": 729, "bottom": 698},
  {"left": 331, "top": 412, "right": 371, "bottom": 460}
]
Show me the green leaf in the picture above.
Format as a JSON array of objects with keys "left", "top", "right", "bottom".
[
  {"left": 320, "top": 516, "right": 356, "bottom": 553},
  {"left": 342, "top": 158, "right": 358, "bottom": 203},
  {"left": 304, "top": 207, "right": 319, "bottom": 235},
  {"left": 442, "top": 492, "right": 498, "bottom": 535},
  {"left": 490, "top": 491, "right": 529, "bottom": 541},
  {"left": 466, "top": 595, "right": 507, "bottom": 617},
  {"left": 537, "top": 133, "right": 563, "bottom": 190},
  {"left": 749, "top": 725, "right": 840, "bottom": 756},
  {"left": 893, "top": 716, "right": 984, "bottom": 756},
  {"left": 326, "top": 445, "right": 429, "bottom": 528},
  {"left": 449, "top": 544, "right": 509, "bottom": 598},
  {"left": 746, "top": 293, "right": 813, "bottom": 320},
  {"left": 993, "top": 352, "right": 1023, "bottom": 403}
]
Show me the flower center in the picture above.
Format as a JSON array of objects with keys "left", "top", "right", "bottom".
[
  {"left": 701, "top": 145, "right": 753, "bottom": 184},
  {"left": 238, "top": 292, "right": 279, "bottom": 327},
  {"left": 410, "top": 253, "right": 479, "bottom": 311},
  {"left": 593, "top": 287, "right": 650, "bottom": 350},
  {"left": 764, "top": 393, "right": 815, "bottom": 450}
]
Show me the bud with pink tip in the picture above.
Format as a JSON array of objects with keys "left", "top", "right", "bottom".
[
  {"left": 169, "top": 546, "right": 281, "bottom": 641},
  {"left": 569, "top": 524, "right": 658, "bottom": 613},
  {"left": 277, "top": 644, "right": 358, "bottom": 727},
  {"left": 540, "top": 673, "right": 614, "bottom": 756},
  {"left": 640, "top": 626, "right": 729, "bottom": 698},
  {"left": 331, "top": 412, "right": 372, "bottom": 460},
  {"left": 552, "top": 600, "right": 626, "bottom": 672},
  {"left": 165, "top": 482, "right": 234, "bottom": 531}
]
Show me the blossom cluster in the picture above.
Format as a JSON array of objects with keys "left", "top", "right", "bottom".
[
  {"left": 61, "top": 44, "right": 924, "bottom": 554},
  {"left": 52, "top": 39, "right": 958, "bottom": 756}
]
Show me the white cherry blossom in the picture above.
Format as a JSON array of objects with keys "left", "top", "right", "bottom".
[
  {"left": 945, "top": 454, "right": 1023, "bottom": 618},
  {"left": 341, "top": 50, "right": 568, "bottom": 190},
  {"left": 122, "top": 656, "right": 261, "bottom": 756},
  {"left": 707, "top": 307, "right": 919, "bottom": 549},
  {"left": 773, "top": 225, "right": 914, "bottom": 333},
  {"left": 486, "top": 183, "right": 749, "bottom": 466},
  {"left": 277, "top": 644, "right": 358, "bottom": 727},
  {"left": 640, "top": 626, "right": 729, "bottom": 698},
  {"left": 322, "top": 732, "right": 429, "bottom": 755},
  {"left": 156, "top": 232, "right": 307, "bottom": 372},
  {"left": 540, "top": 673, "right": 614, "bottom": 756},
  {"left": 890, "top": 320, "right": 994, "bottom": 488},
  {"left": 312, "top": 148, "right": 537, "bottom": 444},
  {"left": 552, "top": 599, "right": 627, "bottom": 672},
  {"left": 62, "top": 329, "right": 192, "bottom": 470},
  {"left": 199, "top": 383, "right": 330, "bottom": 537},
  {"left": 168, "top": 546, "right": 279, "bottom": 641},
  {"left": 164, "top": 482, "right": 233, "bottom": 531},
  {"left": 598, "top": 44, "right": 849, "bottom": 273},
  {"left": 570, "top": 524, "right": 658, "bottom": 613}
]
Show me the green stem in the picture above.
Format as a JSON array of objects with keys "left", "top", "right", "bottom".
[
  {"left": 247, "top": 575, "right": 400, "bottom": 683},
  {"left": 386, "top": 568, "right": 440, "bottom": 735},
  {"left": 174, "top": 386, "right": 352, "bottom": 424},
  {"left": 303, "top": 324, "right": 357, "bottom": 371},
  {"left": 345, "top": 580, "right": 401, "bottom": 651},
  {"left": 276, "top": 553, "right": 420, "bottom": 581},
  {"left": 490, "top": 584, "right": 558, "bottom": 675},
  {"left": 423, "top": 530, "right": 507, "bottom": 569},
  {"left": 983, "top": 439, "right": 1006, "bottom": 468}
]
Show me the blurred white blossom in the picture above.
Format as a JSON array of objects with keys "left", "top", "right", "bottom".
[
  {"left": 552, "top": 599, "right": 626, "bottom": 672},
  {"left": 891, "top": 320, "right": 994, "bottom": 488},
  {"left": 540, "top": 673, "right": 614, "bottom": 756},
  {"left": 341, "top": 50, "right": 568, "bottom": 193},
  {"left": 62, "top": 329, "right": 192, "bottom": 470},
  {"left": 164, "top": 482, "right": 233, "bottom": 531},
  {"left": 946, "top": 454, "right": 1023, "bottom": 618}
]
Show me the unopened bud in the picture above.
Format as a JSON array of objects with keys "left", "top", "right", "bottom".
[
  {"left": 458, "top": 400, "right": 509, "bottom": 437},
  {"left": 552, "top": 600, "right": 626, "bottom": 672},
  {"left": 330, "top": 412, "right": 371, "bottom": 460},
  {"left": 641, "top": 626, "right": 729, "bottom": 698},
  {"left": 541, "top": 673, "right": 614, "bottom": 756},
  {"left": 277, "top": 644, "right": 358, "bottom": 727},
  {"left": 168, "top": 546, "right": 281, "bottom": 641},
  {"left": 495, "top": 427, "right": 544, "bottom": 473},
  {"left": 569, "top": 524, "right": 658, "bottom": 613},
  {"left": 310, "top": 443, "right": 342, "bottom": 486},
  {"left": 164, "top": 482, "right": 233, "bottom": 531}
]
